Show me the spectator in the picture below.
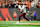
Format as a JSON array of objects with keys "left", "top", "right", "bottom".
[
  {"left": 11, "top": 1, "right": 15, "bottom": 8},
  {"left": 0, "top": 2, "right": 2, "bottom": 8},
  {"left": 31, "top": 11, "right": 33, "bottom": 20},
  {"left": 36, "top": 3, "right": 38, "bottom": 8},
  {"left": 33, "top": 11, "right": 36, "bottom": 21},
  {"left": 36, "top": 2, "right": 40, "bottom": 8},
  {"left": 8, "top": 2, "right": 12, "bottom": 8},
  {"left": 15, "top": 3, "right": 18, "bottom": 8},
  {"left": 5, "top": 3, "right": 8, "bottom": 8},
  {"left": 2, "top": 1, "right": 5, "bottom": 8},
  {"left": 13, "top": 11, "right": 17, "bottom": 21},
  {"left": 38, "top": 2, "right": 40, "bottom": 8}
]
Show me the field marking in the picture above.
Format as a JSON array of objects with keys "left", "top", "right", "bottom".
[
  {"left": 16, "top": 23, "right": 40, "bottom": 25},
  {"left": 0, "top": 23, "right": 40, "bottom": 25}
]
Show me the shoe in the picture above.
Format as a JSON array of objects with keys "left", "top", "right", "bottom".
[
  {"left": 16, "top": 21, "right": 19, "bottom": 24},
  {"left": 29, "top": 20, "right": 31, "bottom": 24}
]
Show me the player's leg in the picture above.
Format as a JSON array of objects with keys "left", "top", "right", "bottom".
[
  {"left": 34, "top": 16, "right": 36, "bottom": 21},
  {"left": 23, "top": 13, "right": 31, "bottom": 24},
  {"left": 23, "top": 13, "right": 29, "bottom": 21},
  {"left": 16, "top": 13, "right": 24, "bottom": 24},
  {"left": 19, "top": 13, "right": 24, "bottom": 22}
]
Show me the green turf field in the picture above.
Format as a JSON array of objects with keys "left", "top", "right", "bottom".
[{"left": 0, "top": 21, "right": 40, "bottom": 27}]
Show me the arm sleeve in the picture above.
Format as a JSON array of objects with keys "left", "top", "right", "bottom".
[{"left": 18, "top": 5, "right": 21, "bottom": 9}]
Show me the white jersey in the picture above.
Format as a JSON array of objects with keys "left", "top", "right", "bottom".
[{"left": 18, "top": 5, "right": 26, "bottom": 13}]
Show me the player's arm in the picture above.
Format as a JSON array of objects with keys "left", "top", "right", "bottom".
[
  {"left": 25, "top": 5, "right": 29, "bottom": 13},
  {"left": 18, "top": 5, "right": 23, "bottom": 12},
  {"left": 25, "top": 5, "right": 29, "bottom": 14}
]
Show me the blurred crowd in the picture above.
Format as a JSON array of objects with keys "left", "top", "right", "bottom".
[{"left": 0, "top": 0, "right": 40, "bottom": 8}]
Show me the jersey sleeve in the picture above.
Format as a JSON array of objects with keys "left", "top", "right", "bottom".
[{"left": 18, "top": 5, "right": 21, "bottom": 9}]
